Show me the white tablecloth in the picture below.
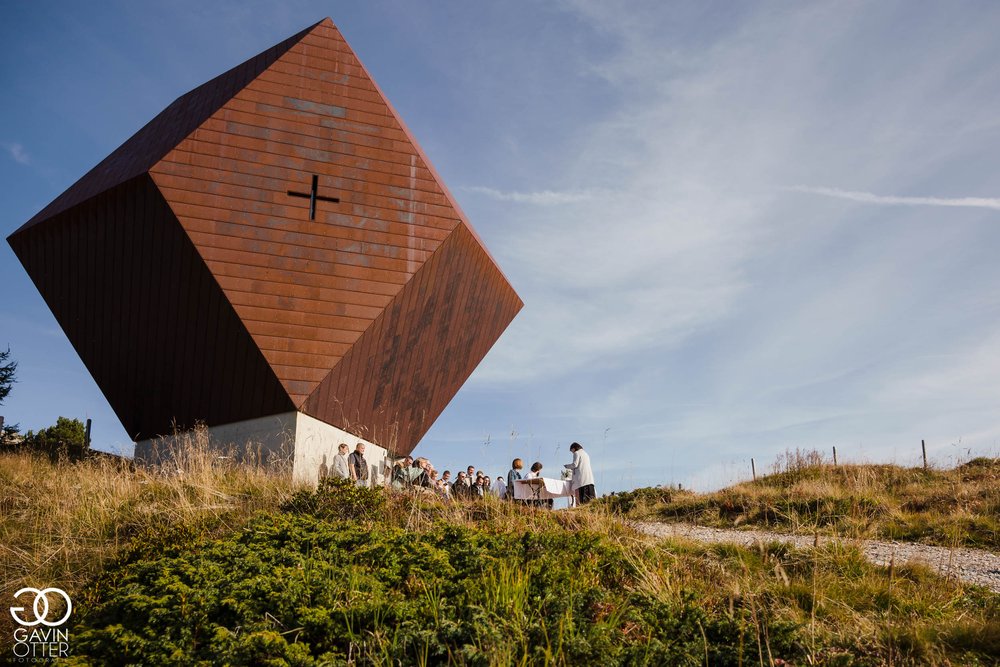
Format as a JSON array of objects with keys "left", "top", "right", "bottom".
[{"left": 512, "top": 477, "right": 573, "bottom": 500}]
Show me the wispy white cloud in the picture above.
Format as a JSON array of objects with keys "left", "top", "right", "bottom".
[
  {"left": 786, "top": 185, "right": 1000, "bottom": 211},
  {"left": 876, "top": 328, "right": 1000, "bottom": 407},
  {"left": 445, "top": 0, "right": 1000, "bottom": 489},
  {"left": 4, "top": 142, "right": 30, "bottom": 165},
  {"left": 461, "top": 185, "right": 603, "bottom": 205}
]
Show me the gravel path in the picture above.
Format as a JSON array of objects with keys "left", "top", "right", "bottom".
[{"left": 635, "top": 522, "right": 1000, "bottom": 593}]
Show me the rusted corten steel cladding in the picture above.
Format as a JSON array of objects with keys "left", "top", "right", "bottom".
[{"left": 7, "top": 18, "right": 522, "bottom": 455}]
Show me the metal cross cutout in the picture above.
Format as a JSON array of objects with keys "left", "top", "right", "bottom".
[{"left": 287, "top": 175, "right": 339, "bottom": 220}]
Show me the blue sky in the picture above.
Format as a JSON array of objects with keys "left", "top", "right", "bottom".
[{"left": 4, "top": 1, "right": 1000, "bottom": 491}]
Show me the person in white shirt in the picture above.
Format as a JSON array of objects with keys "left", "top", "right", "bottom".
[
  {"left": 526, "top": 461, "right": 553, "bottom": 509},
  {"left": 564, "top": 442, "right": 596, "bottom": 505},
  {"left": 332, "top": 443, "right": 350, "bottom": 479}
]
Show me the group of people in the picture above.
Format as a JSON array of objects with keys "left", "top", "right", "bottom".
[
  {"left": 388, "top": 458, "right": 503, "bottom": 499},
  {"left": 388, "top": 441, "right": 597, "bottom": 506},
  {"left": 504, "top": 442, "right": 596, "bottom": 506},
  {"left": 318, "top": 442, "right": 372, "bottom": 484},
  {"left": 319, "top": 441, "right": 597, "bottom": 506}
]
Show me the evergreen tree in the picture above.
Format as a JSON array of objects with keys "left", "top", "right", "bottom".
[
  {"left": 25, "top": 417, "right": 87, "bottom": 448},
  {"left": 0, "top": 348, "right": 18, "bottom": 443},
  {"left": 0, "top": 347, "right": 15, "bottom": 405}
]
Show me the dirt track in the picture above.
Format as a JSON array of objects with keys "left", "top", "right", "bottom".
[{"left": 635, "top": 522, "right": 1000, "bottom": 593}]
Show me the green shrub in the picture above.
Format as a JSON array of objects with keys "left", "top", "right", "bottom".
[
  {"left": 281, "top": 475, "right": 387, "bottom": 522},
  {"left": 68, "top": 512, "right": 812, "bottom": 666}
]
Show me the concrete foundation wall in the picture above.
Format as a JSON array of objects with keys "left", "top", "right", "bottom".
[
  {"left": 134, "top": 411, "right": 388, "bottom": 487},
  {"left": 291, "top": 412, "right": 388, "bottom": 486},
  {"left": 133, "top": 413, "right": 297, "bottom": 467}
]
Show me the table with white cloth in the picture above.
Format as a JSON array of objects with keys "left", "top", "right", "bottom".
[{"left": 512, "top": 477, "right": 574, "bottom": 502}]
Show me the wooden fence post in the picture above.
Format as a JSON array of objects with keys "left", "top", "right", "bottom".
[
  {"left": 832, "top": 446, "right": 838, "bottom": 466},
  {"left": 751, "top": 458, "right": 757, "bottom": 482},
  {"left": 922, "top": 440, "right": 927, "bottom": 470}
]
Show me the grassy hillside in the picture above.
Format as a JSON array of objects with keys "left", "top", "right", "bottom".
[
  {"left": 1, "top": 442, "right": 998, "bottom": 665},
  {"left": 603, "top": 451, "right": 1000, "bottom": 549}
]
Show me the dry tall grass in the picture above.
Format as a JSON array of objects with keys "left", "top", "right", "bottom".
[
  {"left": 0, "top": 427, "right": 300, "bottom": 638},
  {"left": 2, "top": 442, "right": 998, "bottom": 664},
  {"left": 620, "top": 449, "right": 1000, "bottom": 549}
]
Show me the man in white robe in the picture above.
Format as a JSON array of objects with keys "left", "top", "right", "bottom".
[{"left": 564, "top": 442, "right": 596, "bottom": 505}]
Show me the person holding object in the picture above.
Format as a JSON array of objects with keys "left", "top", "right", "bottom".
[
  {"left": 411, "top": 457, "right": 431, "bottom": 488},
  {"left": 391, "top": 456, "right": 413, "bottom": 489},
  {"left": 564, "top": 442, "right": 595, "bottom": 505}
]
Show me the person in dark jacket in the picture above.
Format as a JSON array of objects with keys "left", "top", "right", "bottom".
[
  {"left": 472, "top": 473, "right": 486, "bottom": 498},
  {"left": 412, "top": 457, "right": 432, "bottom": 488},
  {"left": 348, "top": 443, "right": 368, "bottom": 486},
  {"left": 452, "top": 471, "right": 471, "bottom": 499}
]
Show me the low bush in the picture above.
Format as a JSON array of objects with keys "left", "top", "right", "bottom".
[
  {"left": 68, "top": 511, "right": 807, "bottom": 665},
  {"left": 61, "top": 482, "right": 1000, "bottom": 666},
  {"left": 281, "top": 476, "right": 387, "bottom": 522}
]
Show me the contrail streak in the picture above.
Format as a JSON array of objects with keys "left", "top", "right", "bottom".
[
  {"left": 462, "top": 186, "right": 599, "bottom": 205},
  {"left": 787, "top": 185, "right": 1000, "bottom": 211}
]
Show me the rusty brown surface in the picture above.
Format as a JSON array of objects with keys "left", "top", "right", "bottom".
[
  {"left": 7, "top": 175, "right": 294, "bottom": 440},
  {"left": 150, "top": 21, "right": 469, "bottom": 406},
  {"left": 302, "top": 223, "right": 522, "bottom": 453},
  {"left": 15, "top": 22, "right": 319, "bottom": 233},
  {"left": 7, "top": 18, "right": 522, "bottom": 454}
]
